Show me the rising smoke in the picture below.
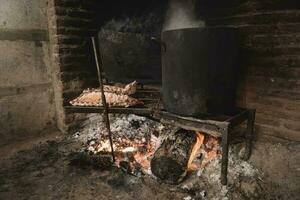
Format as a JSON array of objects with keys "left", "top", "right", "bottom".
[{"left": 163, "top": 0, "right": 205, "bottom": 31}]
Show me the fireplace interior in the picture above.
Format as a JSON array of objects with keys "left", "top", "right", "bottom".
[{"left": 0, "top": 0, "right": 300, "bottom": 200}]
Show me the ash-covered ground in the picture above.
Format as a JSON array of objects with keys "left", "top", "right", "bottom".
[{"left": 0, "top": 114, "right": 299, "bottom": 200}]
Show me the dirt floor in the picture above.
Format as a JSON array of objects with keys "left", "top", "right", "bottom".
[{"left": 0, "top": 131, "right": 299, "bottom": 200}]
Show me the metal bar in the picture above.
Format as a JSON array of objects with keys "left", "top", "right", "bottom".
[
  {"left": 160, "top": 119, "right": 222, "bottom": 137},
  {"left": 91, "top": 37, "right": 115, "bottom": 162},
  {"left": 155, "top": 111, "right": 229, "bottom": 137},
  {"left": 64, "top": 106, "right": 153, "bottom": 115},
  {"left": 220, "top": 124, "right": 230, "bottom": 185},
  {"left": 243, "top": 109, "right": 256, "bottom": 161},
  {"left": 225, "top": 109, "right": 249, "bottom": 127},
  {"left": 156, "top": 111, "right": 228, "bottom": 127}
]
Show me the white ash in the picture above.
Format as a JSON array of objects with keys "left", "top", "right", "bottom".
[
  {"left": 200, "top": 146, "right": 260, "bottom": 184},
  {"left": 72, "top": 113, "right": 164, "bottom": 176},
  {"left": 180, "top": 145, "right": 263, "bottom": 200},
  {"left": 183, "top": 196, "right": 193, "bottom": 200},
  {"left": 73, "top": 114, "right": 162, "bottom": 146}
]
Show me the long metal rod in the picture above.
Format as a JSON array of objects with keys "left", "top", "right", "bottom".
[{"left": 91, "top": 36, "right": 115, "bottom": 162}]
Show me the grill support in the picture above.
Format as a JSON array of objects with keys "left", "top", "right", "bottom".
[
  {"left": 220, "top": 124, "right": 229, "bottom": 185},
  {"left": 153, "top": 108, "right": 256, "bottom": 185}
]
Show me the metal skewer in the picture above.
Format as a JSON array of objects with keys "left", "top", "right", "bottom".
[{"left": 91, "top": 36, "right": 115, "bottom": 162}]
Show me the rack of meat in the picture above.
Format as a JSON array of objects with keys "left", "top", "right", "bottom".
[{"left": 66, "top": 81, "right": 160, "bottom": 116}]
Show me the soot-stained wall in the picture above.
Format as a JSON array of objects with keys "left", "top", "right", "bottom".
[
  {"left": 0, "top": 0, "right": 57, "bottom": 146},
  {"left": 50, "top": 0, "right": 165, "bottom": 131},
  {"left": 52, "top": 0, "right": 299, "bottom": 141},
  {"left": 204, "top": 0, "right": 300, "bottom": 141}
]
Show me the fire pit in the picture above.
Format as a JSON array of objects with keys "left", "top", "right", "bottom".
[
  {"left": 65, "top": 83, "right": 255, "bottom": 185},
  {"left": 65, "top": 26, "right": 256, "bottom": 184}
]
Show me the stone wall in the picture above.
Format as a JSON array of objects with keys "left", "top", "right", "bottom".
[
  {"left": 205, "top": 0, "right": 300, "bottom": 141},
  {"left": 0, "top": 0, "right": 57, "bottom": 146}
]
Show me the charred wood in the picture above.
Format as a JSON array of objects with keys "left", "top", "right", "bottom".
[{"left": 151, "top": 129, "right": 199, "bottom": 184}]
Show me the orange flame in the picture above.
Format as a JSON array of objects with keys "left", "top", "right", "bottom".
[
  {"left": 200, "top": 135, "right": 220, "bottom": 167},
  {"left": 188, "top": 132, "right": 205, "bottom": 170},
  {"left": 187, "top": 132, "right": 221, "bottom": 171}
]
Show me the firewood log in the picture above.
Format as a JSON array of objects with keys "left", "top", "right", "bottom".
[{"left": 151, "top": 129, "right": 199, "bottom": 184}]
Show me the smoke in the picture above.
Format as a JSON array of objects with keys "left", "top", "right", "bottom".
[
  {"left": 101, "top": 7, "right": 164, "bottom": 36},
  {"left": 163, "top": 0, "right": 205, "bottom": 31}
]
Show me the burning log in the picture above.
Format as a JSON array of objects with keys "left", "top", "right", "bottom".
[{"left": 151, "top": 129, "right": 202, "bottom": 184}]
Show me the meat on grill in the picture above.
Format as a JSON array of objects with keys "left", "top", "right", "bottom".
[{"left": 69, "top": 81, "right": 142, "bottom": 107}]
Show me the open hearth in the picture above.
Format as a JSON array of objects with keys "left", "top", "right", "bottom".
[
  {"left": 0, "top": 0, "right": 300, "bottom": 199},
  {"left": 65, "top": 81, "right": 255, "bottom": 185}
]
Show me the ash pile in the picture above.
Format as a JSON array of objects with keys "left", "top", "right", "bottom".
[
  {"left": 71, "top": 114, "right": 264, "bottom": 200},
  {"left": 72, "top": 114, "right": 164, "bottom": 176}
]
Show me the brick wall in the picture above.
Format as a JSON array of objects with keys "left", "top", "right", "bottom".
[
  {"left": 49, "top": 0, "right": 300, "bottom": 141},
  {"left": 205, "top": 0, "right": 300, "bottom": 141},
  {"left": 48, "top": 0, "right": 99, "bottom": 131},
  {"left": 49, "top": 0, "right": 165, "bottom": 131},
  {"left": 54, "top": 0, "right": 99, "bottom": 101}
]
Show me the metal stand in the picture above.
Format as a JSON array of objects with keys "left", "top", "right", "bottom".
[
  {"left": 154, "top": 109, "right": 256, "bottom": 185},
  {"left": 221, "top": 109, "right": 255, "bottom": 184},
  {"left": 220, "top": 124, "right": 230, "bottom": 185},
  {"left": 243, "top": 109, "right": 256, "bottom": 161}
]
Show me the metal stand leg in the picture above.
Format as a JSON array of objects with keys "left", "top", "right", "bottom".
[
  {"left": 243, "top": 109, "right": 255, "bottom": 161},
  {"left": 221, "top": 125, "right": 229, "bottom": 185}
]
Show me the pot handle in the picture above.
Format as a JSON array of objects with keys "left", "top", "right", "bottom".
[
  {"left": 161, "top": 42, "right": 167, "bottom": 53},
  {"left": 150, "top": 36, "right": 166, "bottom": 53}
]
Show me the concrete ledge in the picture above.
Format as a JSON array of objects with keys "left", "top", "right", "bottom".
[
  {"left": 0, "top": 83, "right": 53, "bottom": 97},
  {"left": 0, "top": 29, "right": 49, "bottom": 41}
]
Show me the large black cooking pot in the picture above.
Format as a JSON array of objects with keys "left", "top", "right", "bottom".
[{"left": 162, "top": 27, "right": 239, "bottom": 116}]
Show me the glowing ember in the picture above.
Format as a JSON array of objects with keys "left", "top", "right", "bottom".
[
  {"left": 91, "top": 133, "right": 158, "bottom": 175},
  {"left": 201, "top": 135, "right": 221, "bottom": 167},
  {"left": 90, "top": 129, "right": 220, "bottom": 175},
  {"left": 122, "top": 147, "right": 136, "bottom": 153},
  {"left": 188, "top": 132, "right": 221, "bottom": 171}
]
